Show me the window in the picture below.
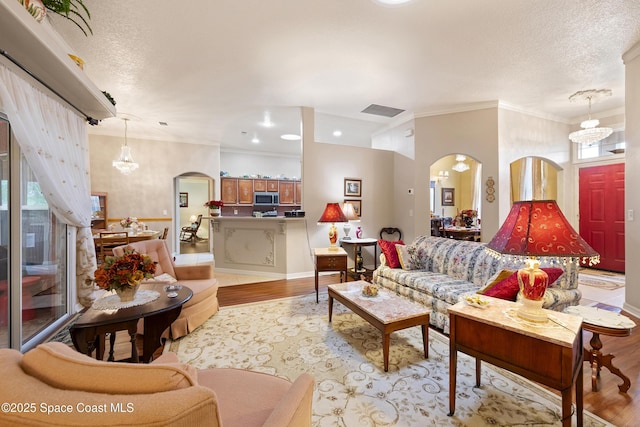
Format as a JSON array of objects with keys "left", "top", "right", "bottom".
[
  {"left": 577, "top": 130, "right": 625, "bottom": 160},
  {"left": 0, "top": 116, "right": 68, "bottom": 349}
]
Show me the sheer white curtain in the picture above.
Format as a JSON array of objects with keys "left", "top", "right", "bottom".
[
  {"left": 0, "top": 64, "right": 97, "bottom": 307},
  {"left": 470, "top": 161, "right": 482, "bottom": 217}
]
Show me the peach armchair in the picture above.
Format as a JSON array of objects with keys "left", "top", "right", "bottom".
[
  {"left": 0, "top": 342, "right": 314, "bottom": 427},
  {"left": 113, "top": 239, "right": 218, "bottom": 338}
]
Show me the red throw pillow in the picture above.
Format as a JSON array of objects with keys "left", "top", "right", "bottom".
[
  {"left": 479, "top": 268, "right": 564, "bottom": 301},
  {"left": 378, "top": 239, "right": 404, "bottom": 268}
]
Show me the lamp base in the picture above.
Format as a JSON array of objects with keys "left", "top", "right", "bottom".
[{"left": 517, "top": 298, "right": 548, "bottom": 322}]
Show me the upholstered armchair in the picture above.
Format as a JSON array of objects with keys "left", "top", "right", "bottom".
[
  {"left": 113, "top": 239, "right": 218, "bottom": 339},
  {"left": 0, "top": 342, "right": 314, "bottom": 427}
]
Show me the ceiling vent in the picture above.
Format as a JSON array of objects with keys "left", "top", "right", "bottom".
[{"left": 361, "top": 104, "right": 405, "bottom": 118}]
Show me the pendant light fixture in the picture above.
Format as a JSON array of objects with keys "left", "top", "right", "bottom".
[
  {"left": 568, "top": 89, "right": 613, "bottom": 145},
  {"left": 451, "top": 154, "right": 470, "bottom": 173},
  {"left": 112, "top": 118, "right": 139, "bottom": 175}
]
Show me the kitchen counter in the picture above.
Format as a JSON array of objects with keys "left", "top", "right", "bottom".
[{"left": 210, "top": 217, "right": 313, "bottom": 278}]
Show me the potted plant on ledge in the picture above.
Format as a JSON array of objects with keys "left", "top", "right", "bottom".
[{"left": 204, "top": 200, "right": 224, "bottom": 217}]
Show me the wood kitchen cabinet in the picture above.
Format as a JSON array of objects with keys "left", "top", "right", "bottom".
[
  {"left": 295, "top": 181, "right": 302, "bottom": 204},
  {"left": 267, "top": 180, "right": 279, "bottom": 192},
  {"left": 238, "top": 179, "right": 253, "bottom": 204},
  {"left": 279, "top": 181, "right": 295, "bottom": 204},
  {"left": 221, "top": 178, "right": 238, "bottom": 204},
  {"left": 253, "top": 179, "right": 267, "bottom": 192}
]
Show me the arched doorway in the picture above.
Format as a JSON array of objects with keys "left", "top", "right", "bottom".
[{"left": 175, "top": 173, "right": 215, "bottom": 254}]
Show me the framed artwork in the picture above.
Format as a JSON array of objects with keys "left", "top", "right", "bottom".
[
  {"left": 344, "top": 199, "right": 361, "bottom": 218},
  {"left": 344, "top": 178, "right": 362, "bottom": 197},
  {"left": 442, "top": 188, "right": 454, "bottom": 206},
  {"left": 179, "top": 192, "right": 188, "bottom": 208}
]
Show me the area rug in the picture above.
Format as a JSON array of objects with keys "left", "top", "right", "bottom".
[
  {"left": 167, "top": 294, "right": 612, "bottom": 427},
  {"left": 579, "top": 270, "right": 625, "bottom": 290}
]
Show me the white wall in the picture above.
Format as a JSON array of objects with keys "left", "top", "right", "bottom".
[
  {"left": 623, "top": 41, "right": 640, "bottom": 317},
  {"left": 220, "top": 150, "right": 301, "bottom": 179}
]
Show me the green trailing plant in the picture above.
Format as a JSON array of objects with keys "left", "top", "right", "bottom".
[
  {"left": 42, "top": 0, "right": 92, "bottom": 36},
  {"left": 102, "top": 91, "right": 116, "bottom": 106}
]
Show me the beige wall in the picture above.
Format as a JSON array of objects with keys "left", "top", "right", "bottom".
[
  {"left": 89, "top": 134, "right": 219, "bottom": 250},
  {"left": 623, "top": 41, "right": 640, "bottom": 316},
  {"left": 302, "top": 107, "right": 396, "bottom": 269},
  {"left": 413, "top": 108, "right": 500, "bottom": 242}
]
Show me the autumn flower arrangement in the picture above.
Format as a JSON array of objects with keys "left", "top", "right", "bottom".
[
  {"left": 455, "top": 209, "right": 478, "bottom": 227},
  {"left": 204, "top": 200, "right": 224, "bottom": 209},
  {"left": 94, "top": 247, "right": 156, "bottom": 292}
]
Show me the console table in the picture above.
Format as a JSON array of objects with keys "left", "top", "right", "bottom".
[{"left": 448, "top": 297, "right": 583, "bottom": 426}]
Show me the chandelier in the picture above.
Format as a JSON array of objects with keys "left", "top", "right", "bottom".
[
  {"left": 568, "top": 89, "right": 613, "bottom": 144},
  {"left": 112, "top": 118, "right": 139, "bottom": 175},
  {"left": 452, "top": 155, "right": 470, "bottom": 172}
]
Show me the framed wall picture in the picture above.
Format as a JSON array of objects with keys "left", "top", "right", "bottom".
[
  {"left": 179, "top": 192, "right": 188, "bottom": 208},
  {"left": 344, "top": 199, "right": 361, "bottom": 218},
  {"left": 344, "top": 178, "right": 362, "bottom": 197},
  {"left": 442, "top": 188, "right": 454, "bottom": 206}
]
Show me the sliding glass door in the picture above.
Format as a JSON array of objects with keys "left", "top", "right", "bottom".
[{"left": 0, "top": 115, "right": 68, "bottom": 350}]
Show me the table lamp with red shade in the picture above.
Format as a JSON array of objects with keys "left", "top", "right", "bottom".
[
  {"left": 318, "top": 202, "right": 347, "bottom": 251},
  {"left": 486, "top": 200, "right": 599, "bottom": 322}
]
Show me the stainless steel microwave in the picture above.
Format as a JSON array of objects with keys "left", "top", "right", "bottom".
[{"left": 254, "top": 192, "right": 279, "bottom": 206}]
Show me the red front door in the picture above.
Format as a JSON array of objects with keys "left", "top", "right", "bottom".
[{"left": 579, "top": 163, "right": 625, "bottom": 272}]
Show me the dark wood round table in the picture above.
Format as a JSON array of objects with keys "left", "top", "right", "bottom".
[{"left": 70, "top": 283, "right": 192, "bottom": 363}]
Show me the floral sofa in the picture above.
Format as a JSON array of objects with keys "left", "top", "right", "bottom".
[{"left": 372, "top": 236, "right": 580, "bottom": 333}]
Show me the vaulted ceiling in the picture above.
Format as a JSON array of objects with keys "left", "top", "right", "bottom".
[{"left": 51, "top": 0, "right": 640, "bottom": 155}]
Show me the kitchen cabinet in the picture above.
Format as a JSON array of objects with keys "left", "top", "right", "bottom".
[
  {"left": 295, "top": 181, "right": 302, "bottom": 205},
  {"left": 221, "top": 178, "right": 238, "bottom": 204},
  {"left": 267, "top": 180, "right": 279, "bottom": 192},
  {"left": 238, "top": 179, "right": 253, "bottom": 204},
  {"left": 279, "top": 181, "right": 295, "bottom": 205},
  {"left": 254, "top": 180, "right": 267, "bottom": 192}
]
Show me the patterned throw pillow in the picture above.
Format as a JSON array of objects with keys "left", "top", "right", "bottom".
[
  {"left": 478, "top": 268, "right": 564, "bottom": 301},
  {"left": 396, "top": 244, "right": 414, "bottom": 270},
  {"left": 378, "top": 239, "right": 404, "bottom": 268}
]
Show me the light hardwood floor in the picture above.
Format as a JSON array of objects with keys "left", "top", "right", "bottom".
[{"left": 109, "top": 273, "right": 638, "bottom": 427}]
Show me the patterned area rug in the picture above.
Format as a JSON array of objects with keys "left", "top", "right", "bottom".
[
  {"left": 579, "top": 271, "right": 625, "bottom": 290},
  {"left": 168, "top": 294, "right": 611, "bottom": 427}
]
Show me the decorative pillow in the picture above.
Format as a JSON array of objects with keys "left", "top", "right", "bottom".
[
  {"left": 396, "top": 244, "right": 416, "bottom": 270},
  {"left": 478, "top": 268, "right": 565, "bottom": 301},
  {"left": 21, "top": 342, "right": 198, "bottom": 394},
  {"left": 378, "top": 239, "right": 404, "bottom": 268}
]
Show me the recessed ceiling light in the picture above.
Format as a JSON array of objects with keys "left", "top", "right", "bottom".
[
  {"left": 281, "top": 134, "right": 301, "bottom": 141},
  {"left": 252, "top": 136, "right": 260, "bottom": 143},
  {"left": 333, "top": 130, "right": 342, "bottom": 137},
  {"left": 261, "top": 112, "right": 274, "bottom": 128}
]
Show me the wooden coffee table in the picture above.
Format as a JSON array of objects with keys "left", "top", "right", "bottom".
[
  {"left": 70, "top": 283, "right": 192, "bottom": 363},
  {"left": 328, "top": 280, "right": 430, "bottom": 371}
]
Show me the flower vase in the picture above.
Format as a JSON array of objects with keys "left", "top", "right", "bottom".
[
  {"left": 115, "top": 283, "right": 140, "bottom": 302},
  {"left": 210, "top": 208, "right": 221, "bottom": 217}
]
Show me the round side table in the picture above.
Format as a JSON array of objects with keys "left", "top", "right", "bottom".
[{"left": 565, "top": 305, "right": 636, "bottom": 393}]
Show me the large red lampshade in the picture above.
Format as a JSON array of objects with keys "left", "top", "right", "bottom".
[
  {"left": 486, "top": 200, "right": 599, "bottom": 322},
  {"left": 318, "top": 203, "right": 347, "bottom": 251}
]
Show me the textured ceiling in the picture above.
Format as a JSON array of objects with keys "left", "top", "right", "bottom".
[{"left": 50, "top": 0, "right": 640, "bottom": 155}]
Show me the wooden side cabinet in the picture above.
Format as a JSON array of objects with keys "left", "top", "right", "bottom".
[
  {"left": 314, "top": 248, "right": 347, "bottom": 303},
  {"left": 90, "top": 192, "right": 107, "bottom": 230}
]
